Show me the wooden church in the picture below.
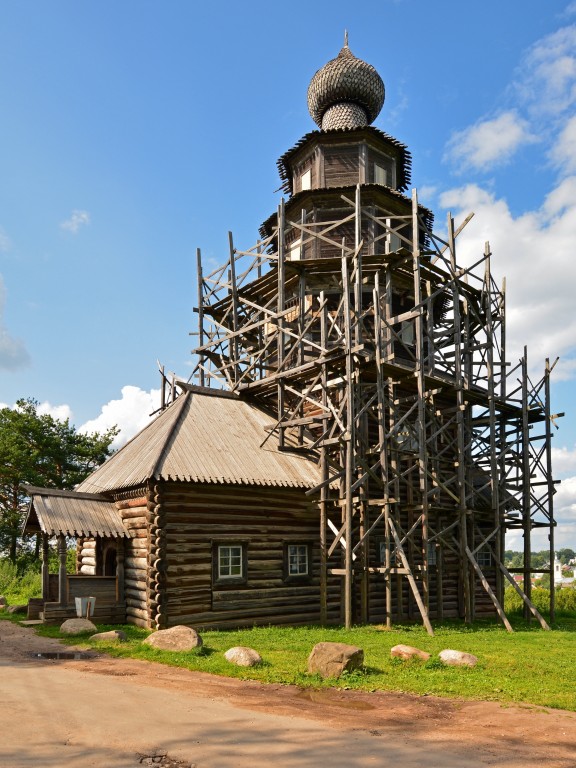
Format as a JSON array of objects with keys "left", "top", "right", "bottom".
[{"left": 25, "top": 38, "right": 558, "bottom": 633}]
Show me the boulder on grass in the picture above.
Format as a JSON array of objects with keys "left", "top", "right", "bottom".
[
  {"left": 391, "top": 644, "right": 430, "bottom": 661},
  {"left": 224, "top": 646, "right": 262, "bottom": 667},
  {"left": 439, "top": 649, "right": 478, "bottom": 667},
  {"left": 307, "top": 642, "right": 364, "bottom": 679},
  {"left": 143, "top": 625, "right": 202, "bottom": 652},
  {"left": 7, "top": 604, "right": 27, "bottom": 615},
  {"left": 60, "top": 618, "right": 97, "bottom": 635},
  {"left": 91, "top": 630, "right": 128, "bottom": 643}
]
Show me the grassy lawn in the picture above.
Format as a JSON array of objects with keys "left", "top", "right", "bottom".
[{"left": 15, "top": 614, "right": 575, "bottom": 712}]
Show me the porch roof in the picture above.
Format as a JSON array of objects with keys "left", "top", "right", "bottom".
[{"left": 23, "top": 486, "right": 128, "bottom": 538}]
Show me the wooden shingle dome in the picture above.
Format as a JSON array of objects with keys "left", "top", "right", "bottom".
[{"left": 307, "top": 36, "right": 385, "bottom": 130}]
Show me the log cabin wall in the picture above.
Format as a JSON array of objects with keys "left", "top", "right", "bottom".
[
  {"left": 160, "top": 480, "right": 340, "bottom": 629},
  {"left": 114, "top": 490, "right": 151, "bottom": 628},
  {"left": 78, "top": 537, "right": 98, "bottom": 575}
]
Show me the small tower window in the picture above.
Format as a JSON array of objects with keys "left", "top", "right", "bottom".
[
  {"left": 301, "top": 169, "right": 312, "bottom": 191},
  {"left": 374, "top": 163, "right": 387, "bottom": 185},
  {"left": 289, "top": 239, "right": 302, "bottom": 261}
]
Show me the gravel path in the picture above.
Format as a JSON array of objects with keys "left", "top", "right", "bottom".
[{"left": 1, "top": 620, "right": 574, "bottom": 767}]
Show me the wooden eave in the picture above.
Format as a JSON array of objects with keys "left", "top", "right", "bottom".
[
  {"left": 276, "top": 126, "right": 412, "bottom": 195},
  {"left": 23, "top": 485, "right": 127, "bottom": 539},
  {"left": 259, "top": 183, "right": 434, "bottom": 243},
  {"left": 204, "top": 247, "right": 455, "bottom": 324}
]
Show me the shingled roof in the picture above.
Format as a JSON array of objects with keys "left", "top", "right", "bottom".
[
  {"left": 23, "top": 486, "right": 126, "bottom": 538},
  {"left": 76, "top": 387, "right": 322, "bottom": 494}
]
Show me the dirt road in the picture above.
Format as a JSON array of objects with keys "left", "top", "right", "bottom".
[{"left": 1, "top": 621, "right": 574, "bottom": 767}]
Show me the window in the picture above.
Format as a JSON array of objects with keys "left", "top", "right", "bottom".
[
  {"left": 400, "top": 319, "right": 414, "bottom": 346},
  {"left": 384, "top": 217, "right": 401, "bottom": 253},
  {"left": 476, "top": 548, "right": 492, "bottom": 568},
  {"left": 374, "top": 163, "right": 387, "bottom": 185},
  {"left": 288, "top": 544, "right": 308, "bottom": 575},
  {"left": 369, "top": 152, "right": 395, "bottom": 187},
  {"left": 289, "top": 238, "right": 302, "bottom": 261},
  {"left": 301, "top": 169, "right": 311, "bottom": 191},
  {"left": 214, "top": 543, "right": 247, "bottom": 583},
  {"left": 379, "top": 541, "right": 386, "bottom": 565},
  {"left": 284, "top": 542, "right": 311, "bottom": 581}
]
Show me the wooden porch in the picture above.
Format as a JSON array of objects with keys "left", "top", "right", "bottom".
[
  {"left": 23, "top": 486, "right": 130, "bottom": 625},
  {"left": 30, "top": 574, "right": 126, "bottom": 623}
]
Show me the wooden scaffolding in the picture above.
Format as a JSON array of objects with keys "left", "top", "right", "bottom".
[{"left": 185, "top": 186, "right": 558, "bottom": 633}]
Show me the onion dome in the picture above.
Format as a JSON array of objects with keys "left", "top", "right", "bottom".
[{"left": 307, "top": 36, "right": 385, "bottom": 131}]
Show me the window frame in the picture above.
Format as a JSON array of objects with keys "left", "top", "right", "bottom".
[
  {"left": 283, "top": 541, "right": 312, "bottom": 583},
  {"left": 476, "top": 547, "right": 493, "bottom": 568},
  {"left": 212, "top": 541, "right": 248, "bottom": 586},
  {"left": 373, "top": 163, "right": 387, "bottom": 185}
]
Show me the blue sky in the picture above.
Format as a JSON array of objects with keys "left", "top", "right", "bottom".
[{"left": 1, "top": 1, "right": 575, "bottom": 548}]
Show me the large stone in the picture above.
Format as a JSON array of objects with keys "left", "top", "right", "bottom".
[
  {"left": 60, "top": 618, "right": 98, "bottom": 635},
  {"left": 0, "top": 595, "right": 7, "bottom": 607},
  {"left": 307, "top": 642, "right": 364, "bottom": 679},
  {"left": 224, "top": 646, "right": 262, "bottom": 667},
  {"left": 390, "top": 644, "right": 431, "bottom": 661},
  {"left": 91, "top": 630, "right": 128, "bottom": 643},
  {"left": 439, "top": 649, "right": 478, "bottom": 667},
  {"left": 7, "top": 604, "right": 27, "bottom": 615},
  {"left": 143, "top": 625, "right": 202, "bottom": 652}
]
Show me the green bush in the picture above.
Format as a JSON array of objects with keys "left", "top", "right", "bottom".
[
  {"left": 556, "top": 587, "right": 576, "bottom": 613},
  {"left": 504, "top": 584, "right": 576, "bottom": 615},
  {"left": 0, "top": 558, "right": 41, "bottom": 605}
]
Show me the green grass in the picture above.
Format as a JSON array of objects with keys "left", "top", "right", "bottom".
[{"left": 17, "top": 615, "right": 576, "bottom": 712}]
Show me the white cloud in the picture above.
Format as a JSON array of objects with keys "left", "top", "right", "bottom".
[
  {"left": 505, "top": 461, "right": 576, "bottom": 550},
  {"left": 445, "top": 23, "right": 576, "bottom": 177},
  {"left": 553, "top": 474, "right": 576, "bottom": 533},
  {"left": 416, "top": 185, "right": 437, "bottom": 208},
  {"left": 36, "top": 401, "right": 73, "bottom": 422},
  {"left": 60, "top": 209, "right": 90, "bottom": 234},
  {"left": 438, "top": 180, "right": 576, "bottom": 373},
  {"left": 0, "top": 276, "right": 30, "bottom": 371},
  {"left": 552, "top": 445, "right": 576, "bottom": 477},
  {"left": 80, "top": 385, "right": 161, "bottom": 450},
  {"left": 550, "top": 114, "right": 576, "bottom": 173},
  {"left": 444, "top": 111, "right": 536, "bottom": 172},
  {"left": 516, "top": 25, "right": 576, "bottom": 118}
]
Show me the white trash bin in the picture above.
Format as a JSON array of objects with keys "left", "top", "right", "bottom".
[{"left": 75, "top": 596, "right": 96, "bottom": 618}]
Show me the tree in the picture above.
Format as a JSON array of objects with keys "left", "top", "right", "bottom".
[
  {"left": 0, "top": 399, "right": 118, "bottom": 562},
  {"left": 557, "top": 548, "right": 576, "bottom": 565}
]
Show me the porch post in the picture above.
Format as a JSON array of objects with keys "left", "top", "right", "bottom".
[
  {"left": 116, "top": 538, "right": 125, "bottom": 603},
  {"left": 41, "top": 534, "right": 50, "bottom": 600},
  {"left": 57, "top": 534, "right": 67, "bottom": 606}
]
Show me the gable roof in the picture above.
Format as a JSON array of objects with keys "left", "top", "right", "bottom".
[
  {"left": 23, "top": 486, "right": 127, "bottom": 538},
  {"left": 76, "top": 387, "right": 322, "bottom": 494}
]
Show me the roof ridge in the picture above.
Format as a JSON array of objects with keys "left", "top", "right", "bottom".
[{"left": 24, "top": 484, "right": 110, "bottom": 501}]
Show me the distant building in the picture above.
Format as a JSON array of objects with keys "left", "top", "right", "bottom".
[{"left": 554, "top": 555, "right": 564, "bottom": 586}]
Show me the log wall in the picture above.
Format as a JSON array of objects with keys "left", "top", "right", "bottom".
[
  {"left": 115, "top": 492, "right": 153, "bottom": 628},
  {"left": 160, "top": 481, "right": 339, "bottom": 629},
  {"left": 73, "top": 479, "right": 499, "bottom": 629}
]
